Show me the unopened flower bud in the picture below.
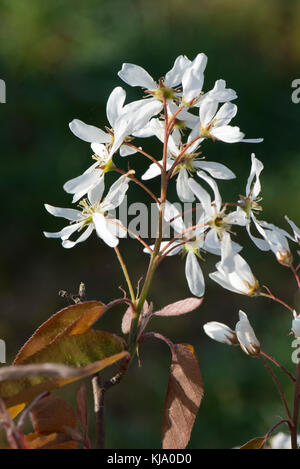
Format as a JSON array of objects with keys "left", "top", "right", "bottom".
[
  {"left": 203, "top": 321, "right": 238, "bottom": 345},
  {"left": 276, "top": 248, "right": 293, "bottom": 266},
  {"left": 235, "top": 311, "right": 260, "bottom": 356}
]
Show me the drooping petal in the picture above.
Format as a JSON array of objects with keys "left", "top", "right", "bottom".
[
  {"left": 185, "top": 251, "right": 205, "bottom": 297},
  {"left": 196, "top": 171, "right": 222, "bottom": 212},
  {"left": 92, "top": 212, "right": 119, "bottom": 247},
  {"left": 188, "top": 178, "right": 213, "bottom": 217},
  {"left": 163, "top": 200, "right": 186, "bottom": 234},
  {"left": 69, "top": 119, "right": 110, "bottom": 144},
  {"left": 43, "top": 222, "right": 83, "bottom": 240},
  {"left": 176, "top": 169, "right": 195, "bottom": 202},
  {"left": 62, "top": 225, "right": 93, "bottom": 249},
  {"left": 44, "top": 204, "right": 81, "bottom": 221},
  {"left": 118, "top": 63, "right": 157, "bottom": 90}
]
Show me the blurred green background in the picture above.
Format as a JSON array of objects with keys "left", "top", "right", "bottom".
[{"left": 1, "top": 0, "right": 300, "bottom": 448}]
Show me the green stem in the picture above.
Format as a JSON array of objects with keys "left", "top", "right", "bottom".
[
  {"left": 128, "top": 97, "right": 170, "bottom": 355},
  {"left": 114, "top": 246, "right": 136, "bottom": 307}
]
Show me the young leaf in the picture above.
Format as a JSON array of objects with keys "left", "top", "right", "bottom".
[
  {"left": 154, "top": 298, "right": 203, "bottom": 317},
  {"left": 14, "top": 301, "right": 106, "bottom": 364},
  {"left": 239, "top": 436, "right": 266, "bottom": 449},
  {"left": 162, "top": 344, "right": 204, "bottom": 449}
]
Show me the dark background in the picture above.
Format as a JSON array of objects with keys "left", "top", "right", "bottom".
[{"left": 1, "top": 0, "right": 300, "bottom": 448}]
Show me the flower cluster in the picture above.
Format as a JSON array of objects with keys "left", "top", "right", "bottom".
[{"left": 44, "top": 53, "right": 299, "bottom": 301}]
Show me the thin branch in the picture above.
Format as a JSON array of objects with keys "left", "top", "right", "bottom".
[
  {"left": 260, "top": 285, "right": 294, "bottom": 314},
  {"left": 113, "top": 167, "right": 160, "bottom": 204},
  {"left": 259, "top": 355, "right": 292, "bottom": 423},
  {"left": 260, "top": 350, "right": 295, "bottom": 382},
  {"left": 124, "top": 143, "right": 163, "bottom": 169}
]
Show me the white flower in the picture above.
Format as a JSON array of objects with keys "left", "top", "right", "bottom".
[
  {"left": 238, "top": 154, "right": 294, "bottom": 263},
  {"left": 69, "top": 86, "right": 161, "bottom": 160},
  {"left": 63, "top": 144, "right": 110, "bottom": 203},
  {"left": 189, "top": 99, "right": 263, "bottom": 144},
  {"left": 143, "top": 201, "right": 206, "bottom": 297},
  {"left": 188, "top": 174, "right": 246, "bottom": 254},
  {"left": 203, "top": 321, "right": 237, "bottom": 345},
  {"left": 235, "top": 311, "right": 260, "bottom": 356},
  {"left": 118, "top": 55, "right": 191, "bottom": 117},
  {"left": 141, "top": 121, "right": 236, "bottom": 202},
  {"left": 292, "top": 311, "right": 300, "bottom": 338},
  {"left": 209, "top": 233, "right": 259, "bottom": 296},
  {"left": 255, "top": 221, "right": 293, "bottom": 265},
  {"left": 44, "top": 174, "right": 130, "bottom": 248}
]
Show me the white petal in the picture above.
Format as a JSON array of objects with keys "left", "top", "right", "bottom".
[
  {"left": 62, "top": 225, "right": 93, "bottom": 249},
  {"left": 200, "top": 99, "right": 218, "bottom": 127},
  {"left": 193, "top": 160, "right": 235, "bottom": 179},
  {"left": 185, "top": 251, "right": 205, "bottom": 297},
  {"left": 69, "top": 119, "right": 110, "bottom": 144},
  {"left": 63, "top": 170, "right": 100, "bottom": 196},
  {"left": 246, "top": 153, "right": 264, "bottom": 198},
  {"left": 118, "top": 63, "right": 157, "bottom": 90},
  {"left": 43, "top": 222, "right": 83, "bottom": 240},
  {"left": 164, "top": 55, "right": 190, "bottom": 88},
  {"left": 106, "top": 87, "right": 126, "bottom": 127},
  {"left": 176, "top": 169, "right": 195, "bottom": 202},
  {"left": 196, "top": 171, "right": 222, "bottom": 212},
  {"left": 211, "top": 125, "right": 245, "bottom": 143},
  {"left": 119, "top": 144, "right": 138, "bottom": 156},
  {"left": 88, "top": 177, "right": 105, "bottom": 205},
  {"left": 164, "top": 200, "right": 186, "bottom": 234},
  {"left": 188, "top": 178, "right": 213, "bottom": 217},
  {"left": 103, "top": 175, "right": 130, "bottom": 210},
  {"left": 141, "top": 161, "right": 162, "bottom": 180},
  {"left": 44, "top": 204, "right": 80, "bottom": 221},
  {"left": 93, "top": 212, "right": 119, "bottom": 247},
  {"left": 214, "top": 102, "right": 237, "bottom": 127},
  {"left": 91, "top": 143, "right": 110, "bottom": 160}
]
